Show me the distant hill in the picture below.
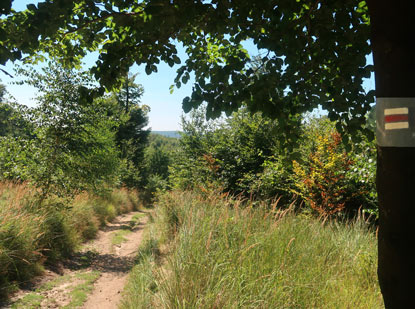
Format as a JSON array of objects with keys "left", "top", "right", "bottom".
[{"left": 151, "top": 131, "right": 182, "bottom": 138}]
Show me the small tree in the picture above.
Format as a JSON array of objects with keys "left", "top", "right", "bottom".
[
  {"left": 116, "top": 73, "right": 144, "bottom": 113},
  {"left": 17, "top": 63, "right": 121, "bottom": 197},
  {"left": 110, "top": 73, "right": 150, "bottom": 188}
]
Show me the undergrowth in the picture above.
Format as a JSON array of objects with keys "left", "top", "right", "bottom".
[
  {"left": 0, "top": 182, "right": 141, "bottom": 300},
  {"left": 122, "top": 189, "right": 383, "bottom": 308}
]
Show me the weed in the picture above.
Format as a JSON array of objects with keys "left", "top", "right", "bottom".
[
  {"left": 10, "top": 271, "right": 101, "bottom": 308},
  {"left": 11, "top": 293, "right": 44, "bottom": 309},
  {"left": 112, "top": 230, "right": 132, "bottom": 246},
  {"left": 64, "top": 271, "right": 101, "bottom": 308}
]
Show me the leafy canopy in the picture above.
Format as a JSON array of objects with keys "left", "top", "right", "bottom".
[{"left": 0, "top": 0, "right": 372, "bottom": 137}]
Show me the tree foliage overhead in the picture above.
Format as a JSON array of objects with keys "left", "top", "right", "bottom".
[{"left": 0, "top": 0, "right": 373, "bottom": 138}]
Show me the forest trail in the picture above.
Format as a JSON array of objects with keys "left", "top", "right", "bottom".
[{"left": 7, "top": 211, "right": 148, "bottom": 309}]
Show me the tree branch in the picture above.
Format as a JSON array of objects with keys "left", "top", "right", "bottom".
[
  {"left": 0, "top": 68, "right": 14, "bottom": 78},
  {"left": 63, "top": 11, "right": 141, "bottom": 37}
]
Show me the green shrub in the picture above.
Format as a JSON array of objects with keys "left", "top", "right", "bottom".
[
  {"left": 347, "top": 136, "right": 377, "bottom": 217},
  {"left": 140, "top": 174, "right": 169, "bottom": 206},
  {"left": 248, "top": 155, "right": 295, "bottom": 203},
  {"left": 170, "top": 107, "right": 287, "bottom": 196},
  {"left": 39, "top": 207, "right": 78, "bottom": 261}
]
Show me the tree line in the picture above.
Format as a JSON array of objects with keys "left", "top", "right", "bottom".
[{"left": 0, "top": 63, "right": 176, "bottom": 202}]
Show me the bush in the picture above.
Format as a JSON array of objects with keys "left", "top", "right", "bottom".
[
  {"left": 140, "top": 174, "right": 169, "bottom": 206},
  {"left": 292, "top": 117, "right": 377, "bottom": 217},
  {"left": 292, "top": 131, "right": 354, "bottom": 215},
  {"left": 70, "top": 194, "right": 100, "bottom": 240},
  {"left": 247, "top": 155, "right": 295, "bottom": 203},
  {"left": 347, "top": 135, "right": 377, "bottom": 217},
  {"left": 170, "top": 107, "right": 288, "bottom": 196}
]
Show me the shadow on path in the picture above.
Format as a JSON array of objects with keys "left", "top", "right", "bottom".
[
  {"left": 63, "top": 219, "right": 145, "bottom": 273},
  {"left": 101, "top": 221, "right": 144, "bottom": 232},
  {"left": 64, "top": 251, "right": 136, "bottom": 273}
]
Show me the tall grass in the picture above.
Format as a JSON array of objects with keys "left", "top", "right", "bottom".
[
  {"left": 0, "top": 182, "right": 141, "bottom": 299},
  {"left": 122, "top": 190, "right": 383, "bottom": 308},
  {"left": 0, "top": 183, "right": 45, "bottom": 297}
]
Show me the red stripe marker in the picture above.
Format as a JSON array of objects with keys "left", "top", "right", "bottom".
[
  {"left": 385, "top": 114, "right": 409, "bottom": 123},
  {"left": 384, "top": 107, "right": 409, "bottom": 130}
]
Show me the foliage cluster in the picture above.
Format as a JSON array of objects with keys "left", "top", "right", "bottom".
[
  {"left": 138, "top": 133, "right": 180, "bottom": 205},
  {"left": 0, "top": 101, "right": 33, "bottom": 138},
  {"left": 170, "top": 108, "right": 377, "bottom": 217},
  {"left": 0, "top": 64, "right": 151, "bottom": 198},
  {"left": 291, "top": 117, "right": 377, "bottom": 216},
  {"left": 0, "top": 182, "right": 140, "bottom": 298},
  {"left": 121, "top": 189, "right": 382, "bottom": 308}
]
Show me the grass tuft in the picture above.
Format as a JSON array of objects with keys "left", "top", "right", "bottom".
[{"left": 122, "top": 190, "right": 383, "bottom": 308}]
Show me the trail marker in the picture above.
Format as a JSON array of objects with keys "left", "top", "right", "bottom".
[{"left": 377, "top": 98, "right": 415, "bottom": 147}]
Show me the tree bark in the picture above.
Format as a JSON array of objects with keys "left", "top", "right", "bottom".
[
  {"left": 126, "top": 72, "right": 130, "bottom": 113},
  {"left": 367, "top": 1, "right": 415, "bottom": 307}
]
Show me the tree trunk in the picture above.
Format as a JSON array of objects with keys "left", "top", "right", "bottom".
[
  {"left": 126, "top": 72, "right": 130, "bottom": 113},
  {"left": 367, "top": 1, "right": 415, "bottom": 307}
]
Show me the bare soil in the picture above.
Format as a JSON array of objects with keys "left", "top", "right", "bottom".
[{"left": 5, "top": 211, "right": 148, "bottom": 309}]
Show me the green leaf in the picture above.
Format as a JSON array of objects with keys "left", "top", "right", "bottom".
[
  {"left": 173, "top": 55, "right": 181, "bottom": 64},
  {"left": 145, "top": 64, "right": 152, "bottom": 75},
  {"left": 26, "top": 4, "right": 37, "bottom": 11},
  {"left": 182, "top": 96, "right": 192, "bottom": 113}
]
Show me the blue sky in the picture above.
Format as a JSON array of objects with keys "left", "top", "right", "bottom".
[{"left": 1, "top": 1, "right": 375, "bottom": 131}]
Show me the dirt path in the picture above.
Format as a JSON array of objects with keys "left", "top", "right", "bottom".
[
  {"left": 7, "top": 211, "right": 148, "bottom": 309},
  {"left": 80, "top": 211, "right": 147, "bottom": 309}
]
